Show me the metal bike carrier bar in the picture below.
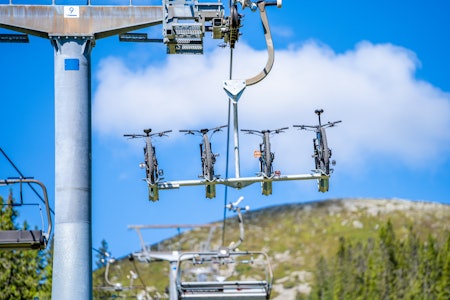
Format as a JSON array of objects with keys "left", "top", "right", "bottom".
[
  {"left": 158, "top": 172, "right": 327, "bottom": 190},
  {"left": 0, "top": 178, "right": 52, "bottom": 250}
]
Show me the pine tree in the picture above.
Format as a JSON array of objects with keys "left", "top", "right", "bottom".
[
  {"left": 310, "top": 256, "right": 332, "bottom": 300},
  {"left": 378, "top": 219, "right": 398, "bottom": 299},
  {"left": 437, "top": 233, "right": 450, "bottom": 299}
]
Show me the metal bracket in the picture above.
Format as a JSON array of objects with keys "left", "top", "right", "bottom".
[{"left": 163, "top": 0, "right": 225, "bottom": 54}]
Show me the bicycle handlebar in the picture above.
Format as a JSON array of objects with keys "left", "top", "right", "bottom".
[
  {"left": 241, "top": 127, "right": 289, "bottom": 135},
  {"left": 124, "top": 129, "right": 172, "bottom": 139},
  {"left": 293, "top": 120, "right": 341, "bottom": 130},
  {"left": 180, "top": 125, "right": 228, "bottom": 136}
]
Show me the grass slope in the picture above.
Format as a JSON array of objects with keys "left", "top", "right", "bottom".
[{"left": 94, "top": 198, "right": 450, "bottom": 299}]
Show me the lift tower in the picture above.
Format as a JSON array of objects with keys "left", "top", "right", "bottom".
[{"left": 0, "top": 3, "right": 163, "bottom": 299}]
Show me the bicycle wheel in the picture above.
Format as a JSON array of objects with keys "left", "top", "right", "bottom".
[
  {"left": 319, "top": 128, "right": 330, "bottom": 174},
  {"left": 151, "top": 146, "right": 159, "bottom": 184},
  {"left": 204, "top": 141, "right": 215, "bottom": 181},
  {"left": 262, "top": 135, "right": 272, "bottom": 177},
  {"left": 312, "top": 139, "right": 321, "bottom": 171},
  {"left": 145, "top": 142, "right": 156, "bottom": 185}
]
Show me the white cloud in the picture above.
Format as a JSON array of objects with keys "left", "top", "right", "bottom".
[{"left": 92, "top": 41, "right": 450, "bottom": 174}]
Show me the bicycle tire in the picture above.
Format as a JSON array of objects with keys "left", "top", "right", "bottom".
[
  {"left": 151, "top": 146, "right": 159, "bottom": 184},
  {"left": 313, "top": 139, "right": 321, "bottom": 171},
  {"left": 262, "top": 133, "right": 272, "bottom": 177},
  {"left": 204, "top": 141, "right": 215, "bottom": 181},
  {"left": 145, "top": 141, "right": 157, "bottom": 185},
  {"left": 319, "top": 128, "right": 330, "bottom": 174}
]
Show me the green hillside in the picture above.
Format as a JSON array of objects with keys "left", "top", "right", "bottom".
[{"left": 93, "top": 198, "right": 450, "bottom": 299}]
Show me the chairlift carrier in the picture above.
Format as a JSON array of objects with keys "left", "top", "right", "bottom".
[
  {"left": 176, "top": 250, "right": 273, "bottom": 300},
  {"left": 175, "top": 197, "right": 272, "bottom": 299},
  {"left": 0, "top": 178, "right": 52, "bottom": 250}
]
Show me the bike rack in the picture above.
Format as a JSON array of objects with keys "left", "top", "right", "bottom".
[
  {"left": 124, "top": 1, "right": 340, "bottom": 199},
  {"left": 157, "top": 172, "right": 328, "bottom": 189},
  {"left": 0, "top": 178, "right": 52, "bottom": 250}
]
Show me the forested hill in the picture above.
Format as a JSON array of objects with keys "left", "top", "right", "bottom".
[{"left": 94, "top": 198, "right": 450, "bottom": 299}]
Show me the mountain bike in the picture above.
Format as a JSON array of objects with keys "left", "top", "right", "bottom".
[
  {"left": 241, "top": 127, "right": 288, "bottom": 178},
  {"left": 293, "top": 109, "right": 341, "bottom": 192},
  {"left": 124, "top": 129, "right": 172, "bottom": 186},
  {"left": 241, "top": 127, "right": 287, "bottom": 195},
  {"left": 180, "top": 125, "right": 227, "bottom": 198}
]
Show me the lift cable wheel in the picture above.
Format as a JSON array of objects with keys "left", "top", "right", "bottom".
[{"left": 0, "top": 178, "right": 52, "bottom": 250}]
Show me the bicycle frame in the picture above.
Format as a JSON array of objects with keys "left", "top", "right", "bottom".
[
  {"left": 180, "top": 125, "right": 227, "bottom": 199},
  {"left": 241, "top": 127, "right": 287, "bottom": 178},
  {"left": 199, "top": 129, "right": 216, "bottom": 182},
  {"left": 241, "top": 127, "right": 287, "bottom": 195}
]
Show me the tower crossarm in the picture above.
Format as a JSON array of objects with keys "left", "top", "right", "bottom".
[{"left": 0, "top": 5, "right": 163, "bottom": 39}]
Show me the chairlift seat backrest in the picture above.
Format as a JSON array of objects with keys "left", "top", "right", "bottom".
[
  {"left": 0, "top": 230, "right": 45, "bottom": 250},
  {"left": 0, "top": 178, "right": 52, "bottom": 250},
  {"left": 177, "top": 251, "right": 272, "bottom": 300}
]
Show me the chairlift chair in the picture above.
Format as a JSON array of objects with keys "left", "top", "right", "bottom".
[
  {"left": 176, "top": 197, "right": 273, "bottom": 299},
  {"left": 176, "top": 250, "right": 273, "bottom": 300},
  {"left": 0, "top": 178, "right": 52, "bottom": 250}
]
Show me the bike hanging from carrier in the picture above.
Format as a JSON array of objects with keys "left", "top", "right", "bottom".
[
  {"left": 0, "top": 178, "right": 52, "bottom": 250},
  {"left": 294, "top": 109, "right": 342, "bottom": 192},
  {"left": 241, "top": 127, "right": 288, "bottom": 195},
  {"left": 180, "top": 125, "right": 227, "bottom": 199},
  {"left": 124, "top": 128, "right": 172, "bottom": 202}
]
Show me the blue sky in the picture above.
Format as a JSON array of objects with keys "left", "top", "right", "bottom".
[{"left": 1, "top": 0, "right": 450, "bottom": 260}]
